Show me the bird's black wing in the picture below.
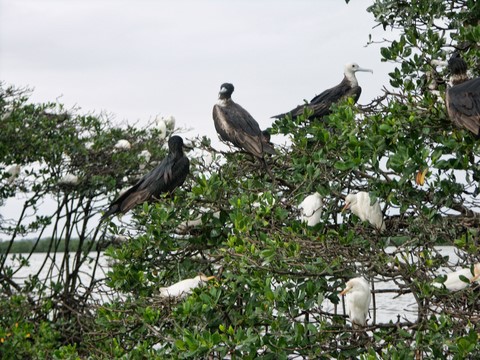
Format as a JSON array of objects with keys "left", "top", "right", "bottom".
[
  {"left": 159, "top": 155, "right": 190, "bottom": 194},
  {"left": 100, "top": 176, "right": 152, "bottom": 221},
  {"left": 270, "top": 102, "right": 308, "bottom": 120},
  {"left": 135, "top": 153, "right": 190, "bottom": 198},
  {"left": 213, "top": 103, "right": 269, "bottom": 158},
  {"left": 101, "top": 154, "right": 187, "bottom": 220},
  {"left": 272, "top": 77, "right": 358, "bottom": 120},
  {"left": 447, "top": 77, "right": 480, "bottom": 135}
]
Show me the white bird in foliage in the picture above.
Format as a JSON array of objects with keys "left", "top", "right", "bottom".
[
  {"left": 163, "top": 115, "right": 176, "bottom": 131},
  {"left": 138, "top": 150, "right": 152, "bottom": 170},
  {"left": 5, "top": 164, "right": 21, "bottom": 184},
  {"left": 432, "top": 263, "right": 480, "bottom": 292},
  {"left": 340, "top": 277, "right": 371, "bottom": 327},
  {"left": 159, "top": 274, "right": 216, "bottom": 299},
  {"left": 59, "top": 173, "right": 79, "bottom": 186},
  {"left": 298, "top": 192, "right": 323, "bottom": 226},
  {"left": 155, "top": 116, "right": 168, "bottom": 139},
  {"left": 114, "top": 139, "right": 131, "bottom": 150},
  {"left": 342, "top": 191, "right": 385, "bottom": 231}
]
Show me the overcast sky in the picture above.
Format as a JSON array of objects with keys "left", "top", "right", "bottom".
[{"left": 0, "top": 0, "right": 396, "bottom": 145}]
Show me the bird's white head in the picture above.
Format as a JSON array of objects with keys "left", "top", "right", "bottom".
[
  {"left": 340, "top": 277, "right": 369, "bottom": 296},
  {"left": 342, "top": 193, "right": 356, "bottom": 212},
  {"left": 344, "top": 63, "right": 373, "bottom": 85}
]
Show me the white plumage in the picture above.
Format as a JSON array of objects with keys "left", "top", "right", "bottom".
[
  {"left": 155, "top": 116, "right": 168, "bottom": 139},
  {"left": 432, "top": 263, "right": 480, "bottom": 292},
  {"left": 343, "top": 191, "right": 385, "bottom": 231},
  {"left": 114, "top": 139, "right": 131, "bottom": 150},
  {"left": 176, "top": 209, "right": 220, "bottom": 232},
  {"left": 58, "top": 173, "right": 79, "bottom": 186},
  {"left": 298, "top": 192, "right": 323, "bottom": 226},
  {"left": 6, "top": 164, "right": 21, "bottom": 184},
  {"left": 340, "top": 277, "right": 371, "bottom": 327},
  {"left": 159, "top": 274, "right": 215, "bottom": 299},
  {"left": 138, "top": 150, "right": 152, "bottom": 170},
  {"left": 163, "top": 115, "right": 176, "bottom": 130}
]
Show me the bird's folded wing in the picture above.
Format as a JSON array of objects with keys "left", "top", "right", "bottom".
[
  {"left": 120, "top": 188, "right": 152, "bottom": 213},
  {"left": 448, "top": 79, "right": 480, "bottom": 135},
  {"left": 213, "top": 105, "right": 264, "bottom": 157}
]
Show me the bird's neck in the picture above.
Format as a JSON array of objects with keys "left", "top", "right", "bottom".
[
  {"left": 449, "top": 73, "right": 469, "bottom": 86},
  {"left": 217, "top": 98, "right": 231, "bottom": 106},
  {"left": 344, "top": 73, "right": 358, "bottom": 87}
]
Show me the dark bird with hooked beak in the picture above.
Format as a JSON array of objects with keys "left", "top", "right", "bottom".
[
  {"left": 101, "top": 135, "right": 190, "bottom": 220},
  {"left": 212, "top": 83, "right": 276, "bottom": 162},
  {"left": 445, "top": 53, "right": 480, "bottom": 137},
  {"left": 272, "top": 62, "right": 373, "bottom": 121}
]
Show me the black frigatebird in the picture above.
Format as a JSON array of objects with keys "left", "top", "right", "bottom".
[
  {"left": 101, "top": 135, "right": 190, "bottom": 220},
  {"left": 212, "top": 83, "right": 276, "bottom": 168},
  {"left": 445, "top": 54, "right": 480, "bottom": 136},
  {"left": 272, "top": 62, "right": 373, "bottom": 120}
]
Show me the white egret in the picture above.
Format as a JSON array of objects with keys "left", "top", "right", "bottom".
[
  {"left": 159, "top": 274, "right": 216, "bottom": 299},
  {"left": 155, "top": 116, "right": 168, "bottom": 139},
  {"left": 58, "top": 173, "right": 79, "bottom": 186},
  {"left": 340, "top": 277, "right": 371, "bottom": 327},
  {"left": 114, "top": 139, "right": 131, "bottom": 150},
  {"left": 163, "top": 115, "right": 176, "bottom": 131},
  {"left": 298, "top": 192, "right": 323, "bottom": 226},
  {"left": 342, "top": 191, "right": 385, "bottom": 231},
  {"left": 5, "top": 164, "right": 21, "bottom": 184},
  {"left": 176, "top": 209, "right": 220, "bottom": 232},
  {"left": 138, "top": 150, "right": 151, "bottom": 170},
  {"left": 432, "top": 263, "right": 480, "bottom": 292}
]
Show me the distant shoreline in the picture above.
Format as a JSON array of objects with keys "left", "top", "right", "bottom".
[{"left": 0, "top": 238, "right": 100, "bottom": 253}]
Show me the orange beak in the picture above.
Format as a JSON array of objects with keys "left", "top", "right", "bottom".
[{"left": 339, "top": 287, "right": 350, "bottom": 296}]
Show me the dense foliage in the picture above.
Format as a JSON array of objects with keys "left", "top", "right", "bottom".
[{"left": 1, "top": 0, "right": 479, "bottom": 358}]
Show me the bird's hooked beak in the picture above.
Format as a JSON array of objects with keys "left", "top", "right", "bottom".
[
  {"left": 206, "top": 275, "right": 216, "bottom": 281},
  {"left": 218, "top": 86, "right": 229, "bottom": 99},
  {"left": 356, "top": 67, "right": 373, "bottom": 74},
  {"left": 182, "top": 141, "right": 194, "bottom": 152}
]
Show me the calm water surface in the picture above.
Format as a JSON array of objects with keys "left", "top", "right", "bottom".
[{"left": 5, "top": 246, "right": 466, "bottom": 324}]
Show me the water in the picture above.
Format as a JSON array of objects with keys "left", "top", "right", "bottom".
[{"left": 3, "top": 246, "right": 468, "bottom": 324}]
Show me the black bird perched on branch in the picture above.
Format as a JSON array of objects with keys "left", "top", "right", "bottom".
[
  {"left": 272, "top": 62, "right": 373, "bottom": 121},
  {"left": 101, "top": 135, "right": 190, "bottom": 220},
  {"left": 445, "top": 53, "right": 480, "bottom": 137},
  {"left": 212, "top": 83, "right": 276, "bottom": 165}
]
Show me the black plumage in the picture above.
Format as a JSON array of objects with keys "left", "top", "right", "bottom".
[
  {"left": 272, "top": 63, "right": 373, "bottom": 120},
  {"left": 101, "top": 135, "right": 190, "bottom": 220},
  {"left": 212, "top": 83, "right": 275, "bottom": 159},
  {"left": 446, "top": 54, "right": 480, "bottom": 136}
]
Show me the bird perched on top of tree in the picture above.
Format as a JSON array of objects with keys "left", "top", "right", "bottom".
[
  {"left": 212, "top": 83, "right": 276, "bottom": 170},
  {"left": 101, "top": 135, "right": 190, "bottom": 221}
]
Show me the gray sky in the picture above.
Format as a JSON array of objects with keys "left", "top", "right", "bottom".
[{"left": 0, "top": 0, "right": 395, "bottom": 144}]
